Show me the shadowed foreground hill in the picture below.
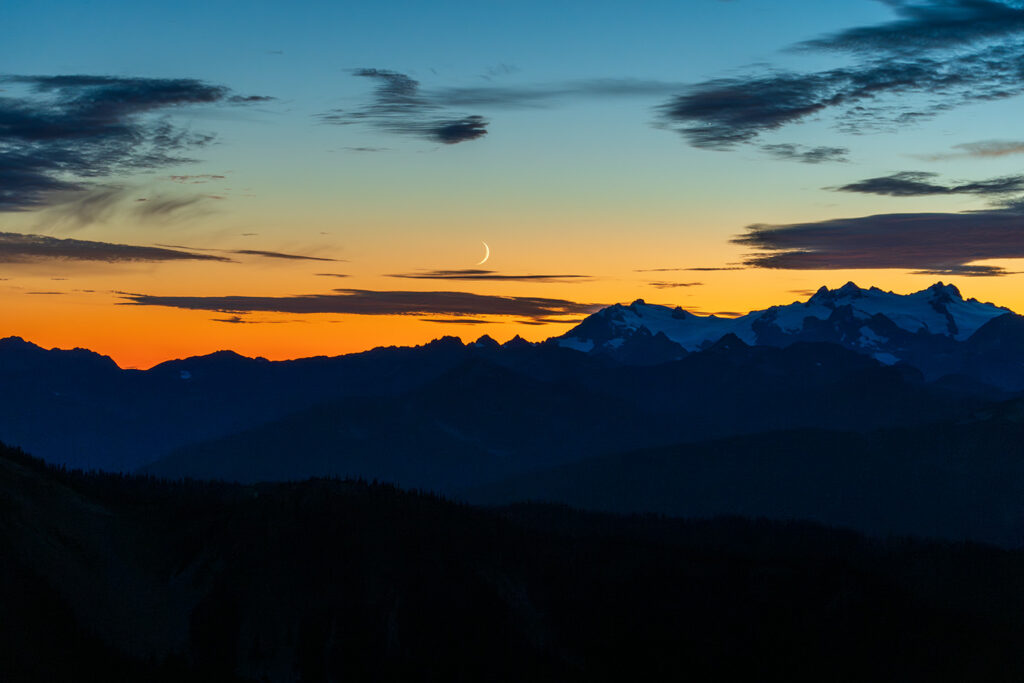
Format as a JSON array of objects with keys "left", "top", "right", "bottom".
[
  {"left": 3, "top": 444, "right": 1024, "bottom": 682},
  {"left": 464, "top": 411, "right": 1024, "bottom": 548}
]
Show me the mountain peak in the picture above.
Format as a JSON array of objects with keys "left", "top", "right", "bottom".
[
  {"left": 837, "top": 281, "right": 864, "bottom": 297},
  {"left": 808, "top": 282, "right": 865, "bottom": 303},
  {"left": 502, "top": 335, "right": 532, "bottom": 349},
  {"left": 0, "top": 336, "right": 41, "bottom": 351},
  {"left": 472, "top": 334, "right": 500, "bottom": 349},
  {"left": 924, "top": 281, "right": 962, "bottom": 301},
  {"left": 555, "top": 281, "right": 1011, "bottom": 361},
  {"left": 707, "top": 332, "right": 749, "bottom": 352}
]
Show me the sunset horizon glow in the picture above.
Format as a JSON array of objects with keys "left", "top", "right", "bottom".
[{"left": 5, "top": 1, "right": 1024, "bottom": 368}]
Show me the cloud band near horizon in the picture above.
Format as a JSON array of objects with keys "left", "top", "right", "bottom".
[
  {"left": 733, "top": 209, "right": 1024, "bottom": 277},
  {"left": 119, "top": 288, "right": 603, "bottom": 321}
]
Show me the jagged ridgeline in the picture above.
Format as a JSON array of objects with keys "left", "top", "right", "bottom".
[
  {"left": 2, "top": 445, "right": 1023, "bottom": 682},
  {"left": 1, "top": 282, "right": 1022, "bottom": 546}
]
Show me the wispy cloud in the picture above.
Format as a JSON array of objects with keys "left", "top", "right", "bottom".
[
  {"left": 733, "top": 207, "right": 1024, "bottom": 277},
  {"left": 635, "top": 266, "right": 743, "bottom": 272},
  {"left": 647, "top": 281, "right": 703, "bottom": 289},
  {"left": 387, "top": 268, "right": 589, "bottom": 282},
  {"left": 433, "top": 78, "right": 684, "bottom": 108},
  {"left": 920, "top": 140, "right": 1024, "bottom": 160},
  {"left": 0, "top": 232, "right": 231, "bottom": 263},
  {"left": 659, "top": 1, "right": 1024, "bottom": 149},
  {"left": 321, "top": 69, "right": 488, "bottom": 144},
  {"left": 327, "top": 69, "right": 686, "bottom": 145},
  {"left": 157, "top": 245, "right": 342, "bottom": 262},
  {"left": 0, "top": 74, "right": 270, "bottom": 213},
  {"left": 833, "top": 171, "right": 1024, "bottom": 197},
  {"left": 761, "top": 143, "right": 849, "bottom": 164},
  {"left": 119, "top": 288, "right": 603, "bottom": 321},
  {"left": 133, "top": 194, "right": 211, "bottom": 221},
  {"left": 168, "top": 174, "right": 226, "bottom": 184},
  {"left": 233, "top": 249, "right": 339, "bottom": 262},
  {"left": 420, "top": 318, "right": 494, "bottom": 325}
]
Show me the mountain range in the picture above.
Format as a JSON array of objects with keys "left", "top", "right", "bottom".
[
  {"left": 556, "top": 282, "right": 1024, "bottom": 385},
  {"left": 3, "top": 282, "right": 1023, "bottom": 546}
]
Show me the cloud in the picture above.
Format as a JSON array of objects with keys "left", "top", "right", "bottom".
[
  {"left": 119, "top": 288, "right": 602, "bottom": 321},
  {"left": 211, "top": 315, "right": 301, "bottom": 324},
  {"left": 648, "top": 281, "right": 703, "bottom": 289},
  {"left": 921, "top": 140, "right": 1024, "bottom": 160},
  {"left": 387, "top": 269, "right": 589, "bottom": 282},
  {"left": 832, "top": 171, "right": 1024, "bottom": 197},
  {"left": 327, "top": 70, "right": 687, "bottom": 145},
  {"left": 0, "top": 232, "right": 232, "bottom": 263},
  {"left": 433, "top": 78, "right": 685, "bottom": 108},
  {"left": 798, "top": 0, "right": 1024, "bottom": 53},
  {"left": 232, "top": 249, "right": 339, "bottom": 262},
  {"left": 168, "top": 174, "right": 226, "bottom": 184},
  {"left": 733, "top": 208, "right": 1024, "bottom": 276},
  {"left": 660, "top": 1, "right": 1024, "bottom": 149},
  {"left": 421, "top": 318, "right": 494, "bottom": 324},
  {"left": 321, "top": 69, "right": 489, "bottom": 144},
  {"left": 761, "top": 143, "right": 849, "bottom": 164},
  {"left": 0, "top": 74, "right": 270, "bottom": 212},
  {"left": 315, "top": 272, "right": 349, "bottom": 278},
  {"left": 133, "top": 194, "right": 210, "bottom": 220},
  {"left": 634, "top": 266, "right": 743, "bottom": 272}
]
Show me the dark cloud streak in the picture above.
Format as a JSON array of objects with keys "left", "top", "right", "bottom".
[
  {"left": 0, "top": 232, "right": 232, "bottom": 264},
  {"left": 233, "top": 249, "right": 339, "bottom": 262},
  {"left": 321, "top": 69, "right": 488, "bottom": 144},
  {"left": 834, "top": 171, "right": 1024, "bottom": 197},
  {"left": 733, "top": 208, "right": 1024, "bottom": 277},
  {"left": 119, "top": 288, "right": 602, "bottom": 320}
]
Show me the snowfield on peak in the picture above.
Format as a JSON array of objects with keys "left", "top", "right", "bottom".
[{"left": 555, "top": 282, "right": 1010, "bottom": 357}]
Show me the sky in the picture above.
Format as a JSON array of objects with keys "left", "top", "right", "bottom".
[{"left": 4, "top": 0, "right": 1024, "bottom": 368}]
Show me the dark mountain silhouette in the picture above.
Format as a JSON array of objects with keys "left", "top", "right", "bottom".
[
  {"left": 139, "top": 357, "right": 672, "bottom": 488},
  {"left": 0, "top": 336, "right": 485, "bottom": 471},
  {"left": 141, "top": 342, "right": 991, "bottom": 492},
  {"left": 3, "top": 282, "right": 1023, "bottom": 476},
  {"left": 556, "top": 282, "right": 1024, "bottom": 389},
  {"left": 465, "top": 397, "right": 1024, "bottom": 547},
  {"left": 3, "top": 444, "right": 1023, "bottom": 682}
]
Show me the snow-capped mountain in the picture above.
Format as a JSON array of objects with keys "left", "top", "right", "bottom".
[{"left": 555, "top": 282, "right": 1013, "bottom": 368}]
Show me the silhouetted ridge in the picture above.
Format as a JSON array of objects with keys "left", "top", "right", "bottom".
[{"left": 2, "top": 443, "right": 1023, "bottom": 682}]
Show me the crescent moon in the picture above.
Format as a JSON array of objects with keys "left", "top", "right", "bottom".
[{"left": 476, "top": 241, "right": 490, "bottom": 265}]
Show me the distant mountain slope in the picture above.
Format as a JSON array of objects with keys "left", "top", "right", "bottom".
[
  {"left": 139, "top": 357, "right": 679, "bottom": 488},
  {"left": 142, "top": 343, "right": 993, "bottom": 490},
  {"left": 464, "top": 400, "right": 1024, "bottom": 547},
  {"left": 3, "top": 444, "right": 1023, "bottom": 681},
  {"left": 0, "top": 336, "right": 486, "bottom": 471}
]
